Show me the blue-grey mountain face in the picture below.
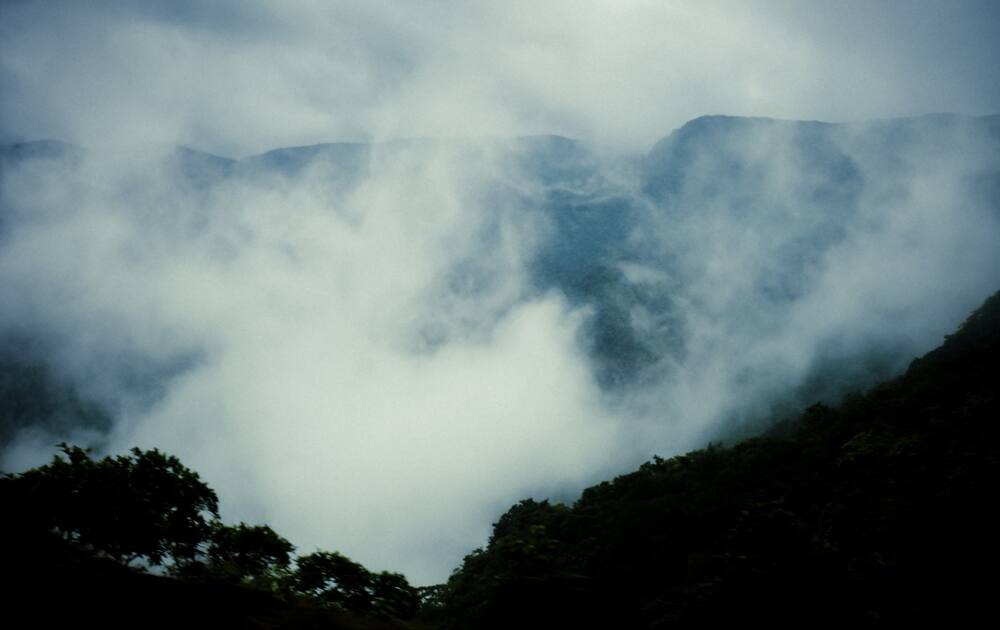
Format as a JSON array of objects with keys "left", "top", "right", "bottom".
[
  {"left": 1, "top": 114, "right": 999, "bottom": 455},
  {"left": 637, "top": 114, "right": 1000, "bottom": 429}
]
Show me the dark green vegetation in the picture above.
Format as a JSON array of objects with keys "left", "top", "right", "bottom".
[
  {"left": 2, "top": 445, "right": 427, "bottom": 629},
  {"left": 3, "top": 289, "right": 998, "bottom": 628},
  {"left": 436, "top": 289, "right": 1000, "bottom": 628}
]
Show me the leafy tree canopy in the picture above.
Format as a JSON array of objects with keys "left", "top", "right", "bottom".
[
  {"left": 7, "top": 443, "right": 218, "bottom": 566},
  {"left": 198, "top": 522, "right": 294, "bottom": 590},
  {"left": 291, "top": 550, "right": 421, "bottom": 619}
]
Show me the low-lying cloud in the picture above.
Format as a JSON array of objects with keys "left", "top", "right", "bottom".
[
  {"left": 0, "top": 141, "right": 634, "bottom": 582},
  {"left": 625, "top": 115, "right": 1000, "bottom": 446}
]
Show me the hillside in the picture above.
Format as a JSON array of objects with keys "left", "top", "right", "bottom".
[{"left": 437, "top": 289, "right": 1000, "bottom": 628}]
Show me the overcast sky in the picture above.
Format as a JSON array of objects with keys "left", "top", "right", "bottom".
[{"left": 2, "top": 0, "right": 997, "bottom": 155}]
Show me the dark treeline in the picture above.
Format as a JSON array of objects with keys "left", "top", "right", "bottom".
[
  {"left": 3, "top": 290, "right": 999, "bottom": 629},
  {"left": 2, "top": 444, "right": 428, "bottom": 629}
]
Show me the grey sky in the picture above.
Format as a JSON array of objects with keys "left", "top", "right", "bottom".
[{"left": 2, "top": 0, "right": 997, "bottom": 154}]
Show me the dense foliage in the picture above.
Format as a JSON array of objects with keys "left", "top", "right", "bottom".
[
  {"left": 437, "top": 290, "right": 1000, "bottom": 628},
  {"left": 295, "top": 551, "right": 422, "bottom": 619},
  {"left": 6, "top": 444, "right": 219, "bottom": 566},
  {"left": 1, "top": 444, "right": 423, "bottom": 627}
]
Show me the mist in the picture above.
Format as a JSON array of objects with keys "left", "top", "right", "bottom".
[
  {"left": 3, "top": 0, "right": 998, "bottom": 154},
  {"left": 1, "top": 1, "right": 998, "bottom": 584}
]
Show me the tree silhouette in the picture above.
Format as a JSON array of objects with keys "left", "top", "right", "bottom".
[
  {"left": 370, "top": 570, "right": 421, "bottom": 619},
  {"left": 292, "top": 550, "right": 421, "bottom": 618},
  {"left": 2, "top": 443, "right": 429, "bottom": 623},
  {"left": 201, "top": 522, "right": 294, "bottom": 590},
  {"left": 7, "top": 443, "right": 218, "bottom": 567},
  {"left": 293, "top": 550, "right": 375, "bottom": 611}
]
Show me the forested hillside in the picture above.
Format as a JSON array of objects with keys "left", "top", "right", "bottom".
[{"left": 436, "top": 289, "right": 1000, "bottom": 628}]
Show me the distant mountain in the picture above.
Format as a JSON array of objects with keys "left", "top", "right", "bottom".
[
  {"left": 167, "top": 146, "right": 236, "bottom": 189},
  {"left": 643, "top": 113, "right": 1000, "bottom": 201},
  {"left": 628, "top": 113, "right": 1000, "bottom": 437}
]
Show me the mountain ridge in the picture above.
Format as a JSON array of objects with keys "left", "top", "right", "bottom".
[{"left": 6, "top": 112, "right": 998, "bottom": 165}]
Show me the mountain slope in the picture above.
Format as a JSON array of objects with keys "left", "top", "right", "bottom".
[{"left": 438, "top": 289, "right": 1000, "bottom": 629}]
